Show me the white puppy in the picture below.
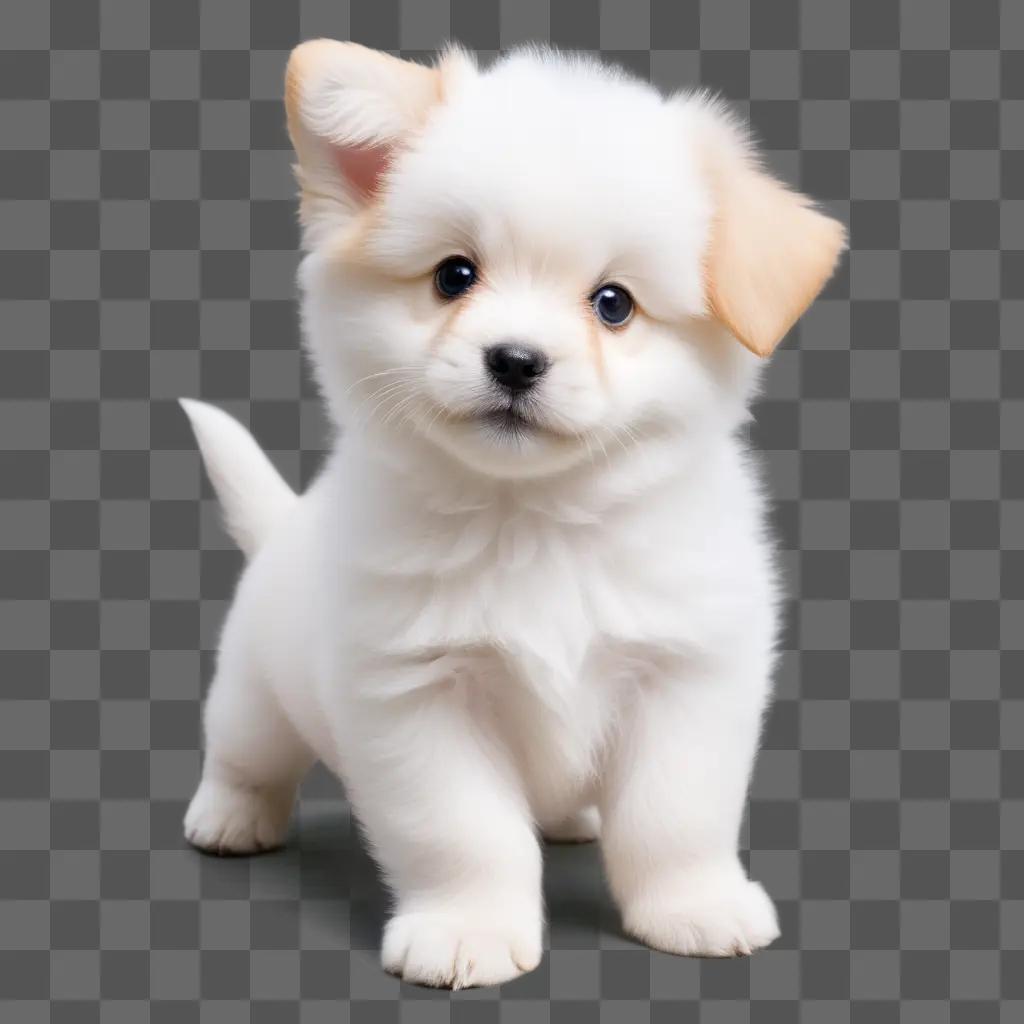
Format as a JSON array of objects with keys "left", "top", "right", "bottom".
[{"left": 181, "top": 42, "right": 845, "bottom": 988}]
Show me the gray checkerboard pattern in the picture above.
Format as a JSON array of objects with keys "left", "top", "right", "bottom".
[{"left": 1, "top": 0, "right": 1022, "bottom": 1019}]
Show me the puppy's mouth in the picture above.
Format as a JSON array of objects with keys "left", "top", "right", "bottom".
[
  {"left": 478, "top": 402, "right": 539, "bottom": 439},
  {"left": 432, "top": 390, "right": 577, "bottom": 447},
  {"left": 444, "top": 392, "right": 570, "bottom": 444}
]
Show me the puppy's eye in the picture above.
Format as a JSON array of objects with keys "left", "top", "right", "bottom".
[
  {"left": 434, "top": 256, "right": 477, "bottom": 299},
  {"left": 591, "top": 284, "right": 634, "bottom": 327}
]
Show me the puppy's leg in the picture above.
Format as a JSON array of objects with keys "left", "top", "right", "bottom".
[
  {"left": 600, "top": 667, "right": 779, "bottom": 957},
  {"left": 344, "top": 684, "right": 542, "bottom": 989},
  {"left": 185, "top": 656, "right": 313, "bottom": 855}
]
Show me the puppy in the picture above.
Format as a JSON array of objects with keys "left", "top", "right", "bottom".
[{"left": 182, "top": 42, "right": 845, "bottom": 988}]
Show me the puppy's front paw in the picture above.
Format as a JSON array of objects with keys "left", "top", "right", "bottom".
[
  {"left": 382, "top": 909, "right": 542, "bottom": 989},
  {"left": 623, "top": 866, "right": 779, "bottom": 958},
  {"left": 184, "top": 778, "right": 291, "bottom": 855}
]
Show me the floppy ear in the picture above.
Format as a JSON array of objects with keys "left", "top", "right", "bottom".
[
  {"left": 284, "top": 40, "right": 452, "bottom": 244},
  {"left": 695, "top": 102, "right": 847, "bottom": 357}
]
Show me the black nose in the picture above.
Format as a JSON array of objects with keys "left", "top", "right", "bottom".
[{"left": 484, "top": 344, "right": 549, "bottom": 393}]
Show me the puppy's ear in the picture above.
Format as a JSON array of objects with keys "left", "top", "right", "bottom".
[
  {"left": 694, "top": 101, "right": 847, "bottom": 357},
  {"left": 285, "top": 40, "right": 462, "bottom": 244}
]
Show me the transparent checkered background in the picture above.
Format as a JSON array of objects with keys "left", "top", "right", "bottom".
[{"left": 2, "top": 0, "right": 1023, "bottom": 1020}]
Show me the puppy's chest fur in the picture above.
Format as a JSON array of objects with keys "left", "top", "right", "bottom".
[{"left": 336, "top": 450, "right": 758, "bottom": 702}]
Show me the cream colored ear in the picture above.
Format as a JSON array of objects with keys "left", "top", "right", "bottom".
[
  {"left": 696, "top": 102, "right": 847, "bottom": 357},
  {"left": 284, "top": 40, "right": 460, "bottom": 243}
]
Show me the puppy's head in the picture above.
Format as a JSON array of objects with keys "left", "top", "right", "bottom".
[{"left": 287, "top": 42, "right": 845, "bottom": 479}]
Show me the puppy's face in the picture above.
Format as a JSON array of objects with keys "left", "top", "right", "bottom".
[{"left": 288, "top": 44, "right": 845, "bottom": 479}]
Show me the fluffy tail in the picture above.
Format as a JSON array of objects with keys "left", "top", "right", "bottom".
[{"left": 179, "top": 399, "right": 297, "bottom": 559}]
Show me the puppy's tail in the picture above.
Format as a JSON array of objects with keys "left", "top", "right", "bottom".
[{"left": 178, "top": 399, "right": 297, "bottom": 559}]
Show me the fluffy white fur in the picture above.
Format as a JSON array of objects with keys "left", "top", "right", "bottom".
[{"left": 182, "top": 43, "right": 844, "bottom": 988}]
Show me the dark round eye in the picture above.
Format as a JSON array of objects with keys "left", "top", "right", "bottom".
[
  {"left": 435, "top": 256, "right": 477, "bottom": 299},
  {"left": 591, "top": 284, "right": 634, "bottom": 327}
]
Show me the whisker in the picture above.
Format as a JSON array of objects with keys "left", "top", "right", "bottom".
[
  {"left": 352, "top": 381, "right": 417, "bottom": 432},
  {"left": 363, "top": 380, "right": 415, "bottom": 406},
  {"left": 343, "top": 367, "right": 421, "bottom": 399},
  {"left": 380, "top": 390, "right": 423, "bottom": 428}
]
